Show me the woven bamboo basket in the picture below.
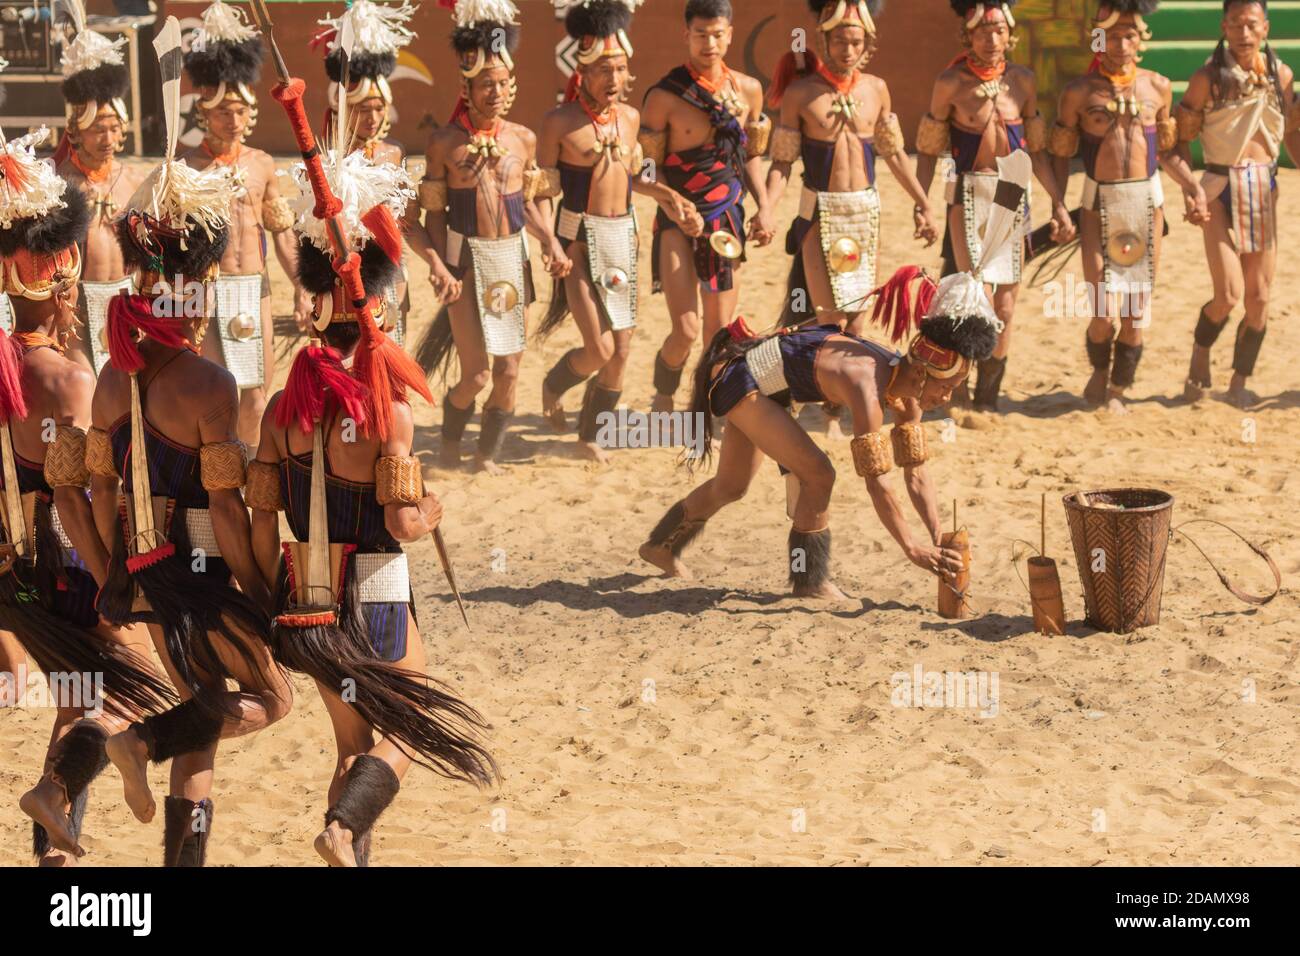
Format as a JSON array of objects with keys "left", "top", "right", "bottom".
[{"left": 1063, "top": 489, "right": 1173, "bottom": 633}]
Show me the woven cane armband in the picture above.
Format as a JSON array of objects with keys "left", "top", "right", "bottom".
[
  {"left": 1156, "top": 116, "right": 1178, "bottom": 153},
  {"left": 419, "top": 179, "right": 448, "bottom": 213},
  {"left": 873, "top": 112, "right": 904, "bottom": 159},
  {"left": 915, "top": 114, "right": 950, "bottom": 157},
  {"left": 85, "top": 426, "right": 116, "bottom": 479},
  {"left": 891, "top": 423, "right": 927, "bottom": 468},
  {"left": 770, "top": 126, "right": 802, "bottom": 164},
  {"left": 1176, "top": 103, "right": 1203, "bottom": 142},
  {"left": 638, "top": 128, "right": 667, "bottom": 166},
  {"left": 1049, "top": 122, "right": 1079, "bottom": 158},
  {"left": 745, "top": 114, "right": 772, "bottom": 157},
  {"left": 1286, "top": 100, "right": 1299, "bottom": 135},
  {"left": 262, "top": 195, "right": 294, "bottom": 234},
  {"left": 376, "top": 455, "right": 422, "bottom": 506},
  {"left": 851, "top": 432, "right": 893, "bottom": 478},
  {"left": 245, "top": 460, "right": 283, "bottom": 512},
  {"left": 1023, "top": 115, "right": 1047, "bottom": 153},
  {"left": 535, "top": 167, "right": 562, "bottom": 200},
  {"left": 200, "top": 441, "right": 248, "bottom": 491},
  {"left": 45, "top": 425, "right": 90, "bottom": 488}
]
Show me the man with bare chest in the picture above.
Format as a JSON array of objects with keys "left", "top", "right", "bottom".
[
  {"left": 1051, "top": 1, "right": 1201, "bottom": 414},
  {"left": 640, "top": 0, "right": 773, "bottom": 414},
  {"left": 416, "top": 0, "right": 570, "bottom": 474},
  {"left": 534, "top": 0, "right": 703, "bottom": 465},
  {"left": 53, "top": 9, "right": 143, "bottom": 373},
  {"left": 914, "top": 0, "right": 1074, "bottom": 412},
  {"left": 181, "top": 1, "right": 309, "bottom": 453},
  {"left": 766, "top": 1, "right": 938, "bottom": 338}
]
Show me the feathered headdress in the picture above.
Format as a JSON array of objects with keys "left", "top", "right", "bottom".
[
  {"left": 1095, "top": 1, "right": 1158, "bottom": 38},
  {"left": 771, "top": 2, "right": 882, "bottom": 106},
  {"left": 562, "top": 0, "right": 641, "bottom": 63},
  {"left": 109, "top": 18, "right": 245, "bottom": 374},
  {"left": 184, "top": 0, "right": 264, "bottom": 112},
  {"left": 808, "top": 0, "right": 883, "bottom": 31},
  {"left": 52, "top": 0, "right": 130, "bottom": 165},
  {"left": 448, "top": 0, "right": 521, "bottom": 76},
  {"left": 869, "top": 151, "right": 1030, "bottom": 379},
  {"left": 948, "top": 1, "right": 1017, "bottom": 29},
  {"left": 315, "top": 1, "right": 416, "bottom": 87}
]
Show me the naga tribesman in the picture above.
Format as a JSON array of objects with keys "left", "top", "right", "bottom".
[
  {"left": 639, "top": 155, "right": 1030, "bottom": 599},
  {"left": 92, "top": 16, "right": 292, "bottom": 867},
  {"left": 181, "top": 0, "right": 311, "bottom": 453},
  {"left": 316, "top": 0, "right": 421, "bottom": 347},
  {"left": 913, "top": 0, "right": 1074, "bottom": 412},
  {"left": 0, "top": 120, "right": 173, "bottom": 864},
  {"left": 1050, "top": 1, "right": 1202, "bottom": 415},
  {"left": 1176, "top": 0, "right": 1299, "bottom": 408},
  {"left": 535, "top": 0, "right": 704, "bottom": 465},
  {"left": 250, "top": 87, "right": 496, "bottom": 867},
  {"left": 52, "top": 0, "right": 146, "bottom": 374},
  {"left": 416, "top": 0, "right": 572, "bottom": 475},
  {"left": 766, "top": 0, "right": 939, "bottom": 338},
  {"left": 640, "top": 0, "right": 773, "bottom": 414}
]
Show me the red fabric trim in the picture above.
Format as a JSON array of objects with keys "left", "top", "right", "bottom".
[{"left": 126, "top": 542, "right": 175, "bottom": 574}]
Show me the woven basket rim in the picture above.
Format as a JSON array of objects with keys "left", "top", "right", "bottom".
[{"left": 1062, "top": 488, "right": 1174, "bottom": 514}]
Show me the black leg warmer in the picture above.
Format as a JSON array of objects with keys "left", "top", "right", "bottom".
[
  {"left": 789, "top": 528, "right": 833, "bottom": 592},
  {"left": 973, "top": 356, "right": 1008, "bottom": 411},
  {"left": 32, "top": 722, "right": 110, "bottom": 858},
  {"left": 1086, "top": 333, "right": 1114, "bottom": 370},
  {"left": 324, "top": 755, "right": 401, "bottom": 868},
  {"left": 163, "top": 796, "right": 213, "bottom": 867},
  {"left": 578, "top": 381, "right": 622, "bottom": 444},
  {"left": 1110, "top": 341, "right": 1143, "bottom": 389},
  {"left": 645, "top": 500, "right": 708, "bottom": 557},
  {"left": 134, "top": 700, "right": 224, "bottom": 764},
  {"left": 477, "top": 406, "right": 514, "bottom": 462},
  {"left": 442, "top": 394, "right": 476, "bottom": 445},
  {"left": 653, "top": 350, "right": 686, "bottom": 398},
  {"left": 1194, "top": 304, "right": 1229, "bottom": 348},
  {"left": 1232, "top": 324, "right": 1267, "bottom": 377},
  {"left": 544, "top": 349, "right": 588, "bottom": 401}
]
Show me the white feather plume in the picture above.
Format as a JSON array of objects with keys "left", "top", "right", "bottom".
[
  {"left": 59, "top": 29, "right": 127, "bottom": 77},
  {"left": 190, "top": 0, "right": 259, "bottom": 52},
  {"left": 320, "top": 1, "right": 416, "bottom": 56},
  {"left": 126, "top": 159, "right": 245, "bottom": 242},
  {"left": 0, "top": 129, "right": 70, "bottom": 228},
  {"left": 289, "top": 149, "right": 415, "bottom": 254},
  {"left": 924, "top": 271, "right": 999, "bottom": 330},
  {"left": 455, "top": 0, "right": 520, "bottom": 28}
]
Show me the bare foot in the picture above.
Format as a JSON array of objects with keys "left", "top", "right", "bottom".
[
  {"left": 472, "top": 456, "right": 505, "bottom": 476},
  {"left": 314, "top": 821, "right": 357, "bottom": 867},
  {"left": 106, "top": 727, "right": 155, "bottom": 823},
  {"left": 1182, "top": 379, "right": 1210, "bottom": 403},
  {"left": 578, "top": 440, "right": 611, "bottom": 465},
  {"left": 439, "top": 441, "right": 461, "bottom": 469},
  {"left": 792, "top": 580, "right": 850, "bottom": 600},
  {"left": 542, "top": 385, "right": 567, "bottom": 433},
  {"left": 1226, "top": 382, "right": 1260, "bottom": 409},
  {"left": 1084, "top": 367, "right": 1109, "bottom": 406},
  {"left": 1105, "top": 392, "right": 1130, "bottom": 416},
  {"left": 639, "top": 542, "right": 692, "bottom": 578},
  {"left": 20, "top": 778, "right": 83, "bottom": 857},
  {"left": 38, "top": 848, "right": 78, "bottom": 868},
  {"left": 651, "top": 392, "right": 674, "bottom": 415},
  {"left": 1188, "top": 345, "right": 1212, "bottom": 390}
]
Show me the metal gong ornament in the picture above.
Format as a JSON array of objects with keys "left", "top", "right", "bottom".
[
  {"left": 1107, "top": 232, "right": 1145, "bottom": 267},
  {"left": 227, "top": 313, "right": 258, "bottom": 341},
  {"left": 600, "top": 267, "right": 630, "bottom": 293},
  {"left": 482, "top": 280, "right": 520, "bottom": 314},
  {"left": 829, "top": 236, "right": 863, "bottom": 274},
  {"left": 709, "top": 230, "right": 743, "bottom": 260}
]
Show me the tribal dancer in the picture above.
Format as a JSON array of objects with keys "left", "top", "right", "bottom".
[
  {"left": 316, "top": 0, "right": 420, "bottom": 346},
  {"left": 640, "top": 154, "right": 1028, "bottom": 596},
  {"left": 641, "top": 0, "right": 772, "bottom": 414},
  {"left": 181, "top": 0, "right": 311, "bottom": 452},
  {"left": 52, "top": 0, "right": 144, "bottom": 374},
  {"left": 913, "top": 0, "right": 1074, "bottom": 411},
  {"left": 1051, "top": 1, "right": 1202, "bottom": 414},
  {"left": 249, "top": 76, "right": 495, "bottom": 868},
  {"left": 0, "top": 123, "right": 173, "bottom": 864},
  {"left": 92, "top": 17, "right": 292, "bottom": 867},
  {"left": 536, "top": 0, "right": 703, "bottom": 465},
  {"left": 766, "top": 0, "right": 939, "bottom": 337},
  {"left": 415, "top": 0, "right": 571, "bottom": 474},
  {"left": 1177, "top": 0, "right": 1299, "bottom": 407}
]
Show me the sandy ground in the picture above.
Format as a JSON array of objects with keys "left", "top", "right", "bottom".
[{"left": 1, "top": 158, "right": 1297, "bottom": 867}]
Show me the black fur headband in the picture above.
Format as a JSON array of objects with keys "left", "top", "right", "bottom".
[
  {"left": 61, "top": 62, "right": 130, "bottom": 106},
  {"left": 183, "top": 36, "right": 265, "bottom": 89},
  {"left": 920, "top": 314, "right": 998, "bottom": 363},
  {"left": 451, "top": 21, "right": 522, "bottom": 58},
  {"left": 949, "top": 0, "right": 1016, "bottom": 16},
  {"left": 296, "top": 238, "right": 401, "bottom": 300},
  {"left": 114, "top": 212, "right": 230, "bottom": 280},
  {"left": 0, "top": 187, "right": 91, "bottom": 257},
  {"left": 325, "top": 48, "right": 397, "bottom": 83},
  {"left": 1097, "top": 0, "right": 1160, "bottom": 15},
  {"left": 565, "top": 1, "right": 634, "bottom": 41}
]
